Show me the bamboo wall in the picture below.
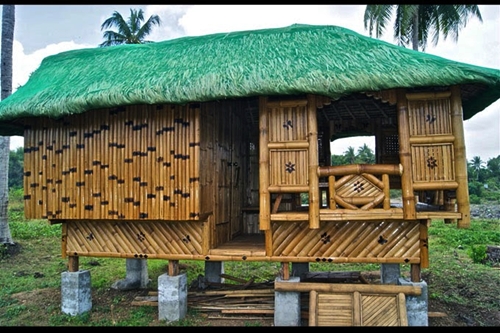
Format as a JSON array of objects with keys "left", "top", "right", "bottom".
[{"left": 24, "top": 103, "right": 204, "bottom": 221}]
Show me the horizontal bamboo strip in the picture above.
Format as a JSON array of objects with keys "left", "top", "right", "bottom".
[
  {"left": 405, "top": 91, "right": 451, "bottom": 100},
  {"left": 412, "top": 181, "right": 458, "bottom": 190},
  {"left": 265, "top": 100, "right": 308, "bottom": 107},
  {"left": 318, "top": 164, "right": 402, "bottom": 177},
  {"left": 268, "top": 141, "right": 309, "bottom": 149},
  {"left": 409, "top": 135, "right": 455, "bottom": 144},
  {"left": 268, "top": 185, "right": 309, "bottom": 193},
  {"left": 274, "top": 282, "right": 421, "bottom": 296},
  {"left": 61, "top": 250, "right": 421, "bottom": 263},
  {"left": 269, "top": 210, "right": 461, "bottom": 221}
]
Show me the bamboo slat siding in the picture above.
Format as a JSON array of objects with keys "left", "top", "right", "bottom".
[
  {"left": 24, "top": 104, "right": 202, "bottom": 221},
  {"left": 271, "top": 220, "right": 421, "bottom": 263},
  {"left": 64, "top": 220, "right": 204, "bottom": 257},
  {"left": 411, "top": 144, "right": 455, "bottom": 182}
]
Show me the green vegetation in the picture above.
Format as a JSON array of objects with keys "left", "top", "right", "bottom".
[{"left": 1, "top": 187, "right": 498, "bottom": 326}]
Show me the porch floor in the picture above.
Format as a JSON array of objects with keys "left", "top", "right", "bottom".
[{"left": 209, "top": 233, "right": 266, "bottom": 257}]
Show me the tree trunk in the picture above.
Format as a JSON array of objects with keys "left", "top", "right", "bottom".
[
  {"left": 0, "top": 5, "right": 15, "bottom": 244},
  {"left": 412, "top": 6, "right": 419, "bottom": 51}
]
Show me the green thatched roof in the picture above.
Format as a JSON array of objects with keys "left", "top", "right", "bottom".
[{"left": 0, "top": 23, "right": 499, "bottom": 135}]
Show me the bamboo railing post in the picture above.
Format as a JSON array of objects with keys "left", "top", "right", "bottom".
[
  {"left": 450, "top": 85, "right": 471, "bottom": 228},
  {"left": 307, "top": 95, "right": 320, "bottom": 229},
  {"left": 397, "top": 89, "right": 416, "bottom": 219},
  {"left": 259, "top": 96, "right": 271, "bottom": 230}
]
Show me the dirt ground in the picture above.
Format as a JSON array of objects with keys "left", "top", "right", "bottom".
[{"left": 9, "top": 269, "right": 500, "bottom": 327}]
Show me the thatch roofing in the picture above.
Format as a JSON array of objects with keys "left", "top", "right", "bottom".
[{"left": 0, "top": 23, "right": 499, "bottom": 135}]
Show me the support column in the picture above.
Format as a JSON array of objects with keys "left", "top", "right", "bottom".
[
  {"left": 398, "top": 278, "right": 428, "bottom": 326},
  {"left": 61, "top": 270, "right": 92, "bottom": 316},
  {"left": 274, "top": 276, "right": 301, "bottom": 326},
  {"left": 111, "top": 258, "right": 149, "bottom": 290},
  {"left": 381, "top": 263, "right": 401, "bottom": 284},
  {"left": 292, "top": 262, "right": 310, "bottom": 280},
  {"left": 158, "top": 272, "right": 188, "bottom": 322},
  {"left": 204, "top": 261, "right": 225, "bottom": 283}
]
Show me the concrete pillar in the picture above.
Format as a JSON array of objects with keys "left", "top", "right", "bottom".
[
  {"left": 291, "top": 262, "right": 310, "bottom": 280},
  {"left": 111, "top": 258, "right": 149, "bottom": 290},
  {"left": 205, "top": 261, "right": 225, "bottom": 283},
  {"left": 381, "top": 263, "right": 400, "bottom": 284},
  {"left": 398, "top": 278, "right": 428, "bottom": 326},
  {"left": 158, "top": 272, "right": 188, "bottom": 322},
  {"left": 274, "top": 276, "right": 301, "bottom": 326},
  {"left": 61, "top": 270, "right": 92, "bottom": 316}
]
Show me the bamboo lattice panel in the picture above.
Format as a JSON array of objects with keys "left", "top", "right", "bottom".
[
  {"left": 309, "top": 290, "right": 408, "bottom": 326},
  {"left": 272, "top": 220, "right": 421, "bottom": 261},
  {"left": 411, "top": 144, "right": 455, "bottom": 182},
  {"left": 267, "top": 103, "right": 308, "bottom": 142},
  {"left": 23, "top": 104, "right": 201, "bottom": 221},
  {"left": 269, "top": 150, "right": 309, "bottom": 186},
  {"left": 407, "top": 98, "right": 452, "bottom": 136},
  {"left": 64, "top": 220, "right": 204, "bottom": 258}
]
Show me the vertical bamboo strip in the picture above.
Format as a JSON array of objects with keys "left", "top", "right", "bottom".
[
  {"left": 397, "top": 89, "right": 416, "bottom": 220},
  {"left": 193, "top": 106, "right": 201, "bottom": 219},
  {"left": 420, "top": 219, "right": 429, "bottom": 268},
  {"left": 307, "top": 95, "right": 319, "bottom": 229},
  {"left": 328, "top": 175, "right": 336, "bottom": 209},
  {"left": 259, "top": 97, "right": 270, "bottom": 230},
  {"left": 450, "top": 85, "right": 470, "bottom": 228},
  {"left": 156, "top": 105, "right": 165, "bottom": 219}
]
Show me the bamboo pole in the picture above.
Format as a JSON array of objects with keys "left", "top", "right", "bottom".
[
  {"left": 318, "top": 164, "right": 402, "bottom": 177},
  {"left": 397, "top": 89, "right": 416, "bottom": 220},
  {"left": 419, "top": 219, "right": 429, "bottom": 269},
  {"left": 328, "top": 175, "right": 336, "bottom": 209},
  {"left": 409, "top": 135, "right": 455, "bottom": 144},
  {"left": 307, "top": 95, "right": 320, "bottom": 229},
  {"left": 382, "top": 174, "right": 391, "bottom": 209},
  {"left": 450, "top": 85, "right": 471, "bottom": 228},
  {"left": 259, "top": 96, "right": 271, "bottom": 230},
  {"left": 274, "top": 282, "right": 422, "bottom": 295}
]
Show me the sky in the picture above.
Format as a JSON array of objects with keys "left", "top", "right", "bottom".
[{"left": 5, "top": 4, "right": 500, "bottom": 161}]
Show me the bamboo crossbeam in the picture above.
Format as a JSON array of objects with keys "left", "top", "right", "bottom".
[
  {"left": 268, "top": 185, "right": 309, "bottom": 193},
  {"left": 405, "top": 91, "right": 451, "bottom": 100},
  {"left": 268, "top": 141, "right": 309, "bottom": 149},
  {"left": 265, "top": 100, "right": 308, "bottom": 108},
  {"left": 318, "top": 164, "right": 402, "bottom": 177},
  {"left": 409, "top": 135, "right": 455, "bottom": 144},
  {"left": 412, "top": 181, "right": 458, "bottom": 191},
  {"left": 275, "top": 282, "right": 422, "bottom": 295}
]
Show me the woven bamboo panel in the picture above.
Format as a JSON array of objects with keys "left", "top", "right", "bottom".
[
  {"left": 64, "top": 220, "right": 203, "bottom": 257},
  {"left": 408, "top": 98, "right": 452, "bottom": 136},
  {"left": 411, "top": 144, "right": 455, "bottom": 182},
  {"left": 310, "top": 290, "right": 407, "bottom": 326},
  {"left": 271, "top": 220, "right": 421, "bottom": 260},
  {"left": 267, "top": 105, "right": 308, "bottom": 142},
  {"left": 269, "top": 150, "right": 308, "bottom": 186},
  {"left": 23, "top": 104, "right": 201, "bottom": 221}
]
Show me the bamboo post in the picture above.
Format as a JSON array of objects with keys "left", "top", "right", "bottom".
[
  {"left": 397, "top": 89, "right": 416, "bottom": 219},
  {"left": 307, "top": 94, "right": 320, "bottom": 229},
  {"left": 420, "top": 219, "right": 429, "bottom": 269},
  {"left": 68, "top": 256, "right": 79, "bottom": 272},
  {"left": 259, "top": 96, "right": 270, "bottom": 230},
  {"left": 382, "top": 173, "right": 390, "bottom": 209},
  {"left": 450, "top": 85, "right": 471, "bottom": 228},
  {"left": 328, "top": 175, "right": 336, "bottom": 209}
]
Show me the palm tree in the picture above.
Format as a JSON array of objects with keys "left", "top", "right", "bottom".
[
  {"left": 343, "top": 146, "right": 357, "bottom": 164},
  {"left": 0, "top": 5, "right": 15, "bottom": 245},
  {"left": 363, "top": 5, "right": 482, "bottom": 51},
  {"left": 470, "top": 155, "right": 485, "bottom": 181},
  {"left": 356, "top": 143, "right": 375, "bottom": 164},
  {"left": 99, "top": 8, "right": 161, "bottom": 47}
]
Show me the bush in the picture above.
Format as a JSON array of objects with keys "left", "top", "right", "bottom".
[{"left": 468, "top": 245, "right": 487, "bottom": 264}]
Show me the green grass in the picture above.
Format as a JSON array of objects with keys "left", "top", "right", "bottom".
[{"left": 1, "top": 188, "right": 499, "bottom": 326}]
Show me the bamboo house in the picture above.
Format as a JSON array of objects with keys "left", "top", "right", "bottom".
[{"left": 0, "top": 24, "right": 499, "bottom": 314}]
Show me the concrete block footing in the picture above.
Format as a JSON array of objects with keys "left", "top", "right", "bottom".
[
  {"left": 398, "top": 278, "right": 428, "bottom": 326},
  {"left": 111, "top": 258, "right": 149, "bottom": 291},
  {"left": 274, "top": 276, "right": 302, "bottom": 326},
  {"left": 158, "top": 272, "right": 188, "bottom": 322},
  {"left": 61, "top": 270, "right": 92, "bottom": 316}
]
